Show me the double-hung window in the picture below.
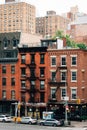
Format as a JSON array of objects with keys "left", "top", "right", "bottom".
[
  {"left": 71, "top": 88, "right": 77, "bottom": 99},
  {"left": 51, "top": 87, "right": 56, "bottom": 99},
  {"left": 61, "top": 88, "right": 66, "bottom": 99},
  {"left": 51, "top": 71, "right": 56, "bottom": 81},
  {"left": 2, "top": 66, "right": 6, "bottom": 74},
  {"left": 71, "top": 55, "right": 77, "bottom": 66},
  {"left": 61, "top": 56, "right": 66, "bottom": 66},
  {"left": 61, "top": 71, "right": 67, "bottom": 82},
  {"left": 71, "top": 70, "right": 77, "bottom": 82},
  {"left": 51, "top": 56, "right": 56, "bottom": 67}
]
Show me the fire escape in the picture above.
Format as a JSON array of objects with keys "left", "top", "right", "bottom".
[
  {"left": 20, "top": 53, "right": 39, "bottom": 104},
  {"left": 48, "top": 61, "right": 67, "bottom": 103},
  {"left": 26, "top": 53, "right": 39, "bottom": 103}
]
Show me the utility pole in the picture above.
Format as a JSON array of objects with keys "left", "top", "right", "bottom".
[{"left": 64, "top": 96, "right": 69, "bottom": 126}]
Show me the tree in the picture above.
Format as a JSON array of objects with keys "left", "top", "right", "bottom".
[
  {"left": 53, "top": 30, "right": 87, "bottom": 49},
  {"left": 65, "top": 34, "right": 72, "bottom": 47},
  {"left": 77, "top": 43, "right": 86, "bottom": 49},
  {"left": 53, "top": 30, "right": 64, "bottom": 39}
]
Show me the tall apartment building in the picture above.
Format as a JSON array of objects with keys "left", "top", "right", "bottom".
[
  {"left": 0, "top": 0, "right": 36, "bottom": 34},
  {"left": 36, "top": 10, "right": 70, "bottom": 38}
]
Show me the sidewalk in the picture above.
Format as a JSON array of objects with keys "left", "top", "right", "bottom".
[{"left": 70, "top": 120, "right": 87, "bottom": 127}]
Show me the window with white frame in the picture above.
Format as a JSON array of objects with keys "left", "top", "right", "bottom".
[
  {"left": 61, "top": 88, "right": 66, "bottom": 99},
  {"left": 71, "top": 71, "right": 77, "bottom": 82},
  {"left": 61, "top": 56, "right": 66, "bottom": 66},
  {"left": 51, "top": 56, "right": 56, "bottom": 66},
  {"left": 61, "top": 71, "right": 67, "bottom": 81},
  {"left": 71, "top": 56, "right": 77, "bottom": 66},
  {"left": 71, "top": 88, "right": 77, "bottom": 99},
  {"left": 51, "top": 87, "right": 56, "bottom": 99}
]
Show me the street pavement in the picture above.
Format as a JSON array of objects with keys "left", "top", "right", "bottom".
[
  {"left": 69, "top": 120, "right": 87, "bottom": 128},
  {"left": 0, "top": 121, "right": 87, "bottom": 130}
]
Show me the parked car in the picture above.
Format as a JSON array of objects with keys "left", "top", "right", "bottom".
[
  {"left": 0, "top": 115, "right": 12, "bottom": 122},
  {"left": 38, "top": 118, "right": 63, "bottom": 127},
  {"left": 20, "top": 117, "right": 37, "bottom": 124}
]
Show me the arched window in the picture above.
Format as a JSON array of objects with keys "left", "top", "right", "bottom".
[
  {"left": 12, "top": 37, "right": 17, "bottom": 47},
  {"left": 3, "top": 37, "right": 8, "bottom": 47}
]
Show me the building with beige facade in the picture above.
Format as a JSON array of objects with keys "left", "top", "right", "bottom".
[
  {"left": 67, "top": 14, "right": 87, "bottom": 44},
  {"left": 0, "top": 0, "right": 36, "bottom": 34},
  {"left": 36, "top": 10, "right": 70, "bottom": 38}
]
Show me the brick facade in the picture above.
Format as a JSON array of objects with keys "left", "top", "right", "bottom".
[{"left": 0, "top": 44, "right": 87, "bottom": 117}]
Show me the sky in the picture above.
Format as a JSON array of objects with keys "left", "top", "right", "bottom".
[{"left": 0, "top": 0, "right": 87, "bottom": 16}]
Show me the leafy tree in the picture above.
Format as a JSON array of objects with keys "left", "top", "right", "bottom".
[
  {"left": 53, "top": 30, "right": 64, "bottom": 39},
  {"left": 77, "top": 43, "right": 86, "bottom": 49},
  {"left": 53, "top": 30, "right": 87, "bottom": 49},
  {"left": 65, "top": 34, "right": 72, "bottom": 47}
]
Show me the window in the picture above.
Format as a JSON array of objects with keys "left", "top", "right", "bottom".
[
  {"left": 21, "top": 68, "right": 26, "bottom": 76},
  {"left": 61, "top": 88, "right": 66, "bottom": 99},
  {"left": 61, "top": 71, "right": 66, "bottom": 81},
  {"left": 71, "top": 71, "right": 77, "bottom": 82},
  {"left": 71, "top": 56, "right": 77, "bottom": 66},
  {"left": 31, "top": 81, "right": 35, "bottom": 86},
  {"left": 11, "top": 78, "right": 15, "bottom": 86},
  {"left": 12, "top": 38, "right": 19, "bottom": 47},
  {"left": 2, "top": 66, "right": 6, "bottom": 74},
  {"left": 21, "top": 94, "right": 25, "bottom": 102},
  {"left": 40, "top": 92, "right": 44, "bottom": 102},
  {"left": 2, "top": 78, "right": 6, "bottom": 86},
  {"left": 40, "top": 68, "right": 45, "bottom": 77},
  {"left": 51, "top": 88, "right": 56, "bottom": 99},
  {"left": 71, "top": 88, "right": 77, "bottom": 99},
  {"left": 61, "top": 56, "right": 66, "bottom": 66},
  {"left": 51, "top": 56, "right": 56, "bottom": 66},
  {"left": 40, "top": 54, "right": 45, "bottom": 64},
  {"left": 51, "top": 71, "right": 56, "bottom": 81},
  {"left": 11, "top": 66, "right": 15, "bottom": 74},
  {"left": 30, "top": 54, "right": 35, "bottom": 64},
  {"left": 21, "top": 55, "right": 25, "bottom": 64},
  {"left": 30, "top": 69, "right": 35, "bottom": 77},
  {"left": 21, "top": 80, "right": 26, "bottom": 88},
  {"left": 2, "top": 90, "right": 6, "bottom": 99},
  {"left": 30, "top": 81, "right": 35, "bottom": 90},
  {"left": 3, "top": 37, "right": 8, "bottom": 48},
  {"left": 11, "top": 90, "right": 15, "bottom": 100},
  {"left": 40, "top": 81, "right": 45, "bottom": 90}
]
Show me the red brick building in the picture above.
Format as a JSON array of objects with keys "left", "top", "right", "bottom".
[
  {"left": 46, "top": 48, "right": 87, "bottom": 119},
  {"left": 17, "top": 47, "right": 48, "bottom": 117},
  {"left": 0, "top": 37, "right": 87, "bottom": 119},
  {"left": 47, "top": 49, "right": 87, "bottom": 102}
]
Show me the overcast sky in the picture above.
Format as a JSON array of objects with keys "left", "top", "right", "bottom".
[{"left": 0, "top": 0, "right": 87, "bottom": 16}]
